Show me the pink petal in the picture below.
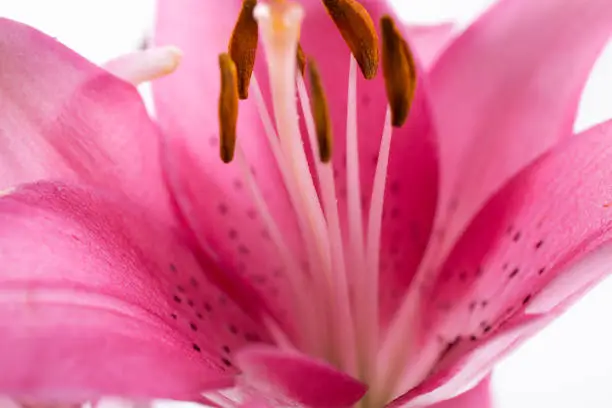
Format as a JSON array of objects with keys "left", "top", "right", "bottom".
[
  {"left": 392, "top": 317, "right": 540, "bottom": 407},
  {"left": 0, "top": 182, "right": 270, "bottom": 402},
  {"left": 408, "top": 254, "right": 607, "bottom": 406},
  {"left": 0, "top": 18, "right": 172, "bottom": 222},
  {"left": 397, "top": 119, "right": 612, "bottom": 400},
  {"left": 426, "top": 0, "right": 612, "bottom": 264},
  {"left": 153, "top": 0, "right": 308, "bottom": 332},
  {"left": 416, "top": 375, "right": 493, "bottom": 408},
  {"left": 236, "top": 346, "right": 366, "bottom": 408},
  {"left": 297, "top": 1, "right": 440, "bottom": 327},
  {"left": 405, "top": 23, "right": 456, "bottom": 68}
]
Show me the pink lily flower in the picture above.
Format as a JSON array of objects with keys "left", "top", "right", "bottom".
[{"left": 2, "top": 0, "right": 612, "bottom": 406}]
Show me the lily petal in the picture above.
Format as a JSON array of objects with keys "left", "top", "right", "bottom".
[
  {"left": 397, "top": 120, "right": 612, "bottom": 399},
  {"left": 414, "top": 375, "right": 493, "bottom": 408},
  {"left": 427, "top": 0, "right": 612, "bottom": 263},
  {"left": 428, "top": 119, "right": 612, "bottom": 349},
  {"left": 392, "top": 317, "right": 539, "bottom": 407},
  {"left": 236, "top": 346, "right": 366, "bottom": 408},
  {"left": 0, "top": 18, "right": 172, "bottom": 222},
  {"left": 405, "top": 23, "right": 456, "bottom": 68},
  {"left": 409, "top": 242, "right": 612, "bottom": 406},
  {"left": 0, "top": 182, "right": 270, "bottom": 402},
  {"left": 154, "top": 0, "right": 307, "bottom": 332}
]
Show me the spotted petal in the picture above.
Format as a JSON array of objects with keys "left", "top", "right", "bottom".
[
  {"left": 0, "top": 182, "right": 270, "bottom": 403},
  {"left": 426, "top": 0, "right": 612, "bottom": 264},
  {"left": 154, "top": 0, "right": 310, "bottom": 335},
  {"left": 393, "top": 120, "right": 612, "bottom": 401},
  {"left": 0, "top": 18, "right": 172, "bottom": 222}
]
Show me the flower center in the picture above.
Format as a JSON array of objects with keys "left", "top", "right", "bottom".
[{"left": 218, "top": 0, "right": 417, "bottom": 403}]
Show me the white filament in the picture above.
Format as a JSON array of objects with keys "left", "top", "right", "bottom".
[{"left": 296, "top": 73, "right": 357, "bottom": 375}]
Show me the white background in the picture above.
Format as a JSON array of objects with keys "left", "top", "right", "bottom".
[{"left": 1, "top": 0, "right": 612, "bottom": 407}]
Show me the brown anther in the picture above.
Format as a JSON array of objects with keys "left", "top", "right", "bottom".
[
  {"left": 321, "top": 0, "right": 379, "bottom": 79},
  {"left": 218, "top": 53, "right": 239, "bottom": 163},
  {"left": 228, "top": 0, "right": 259, "bottom": 99},
  {"left": 296, "top": 43, "right": 307, "bottom": 75},
  {"left": 308, "top": 58, "right": 333, "bottom": 163},
  {"left": 380, "top": 15, "right": 417, "bottom": 127}
]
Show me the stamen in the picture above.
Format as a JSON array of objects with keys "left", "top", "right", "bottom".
[
  {"left": 321, "top": 0, "right": 379, "bottom": 79},
  {"left": 296, "top": 42, "right": 307, "bottom": 75},
  {"left": 297, "top": 71, "right": 357, "bottom": 376},
  {"left": 380, "top": 15, "right": 417, "bottom": 127},
  {"left": 367, "top": 108, "right": 392, "bottom": 282},
  {"left": 346, "top": 56, "right": 364, "bottom": 264},
  {"left": 103, "top": 46, "right": 183, "bottom": 85},
  {"left": 346, "top": 56, "right": 372, "bottom": 382},
  {"left": 362, "top": 108, "right": 393, "bottom": 393},
  {"left": 229, "top": 0, "right": 259, "bottom": 99},
  {"left": 307, "top": 59, "right": 333, "bottom": 163},
  {"left": 218, "top": 53, "right": 239, "bottom": 163}
]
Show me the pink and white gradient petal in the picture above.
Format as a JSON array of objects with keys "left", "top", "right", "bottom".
[
  {"left": 0, "top": 19, "right": 173, "bottom": 223},
  {"left": 0, "top": 182, "right": 270, "bottom": 403}
]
